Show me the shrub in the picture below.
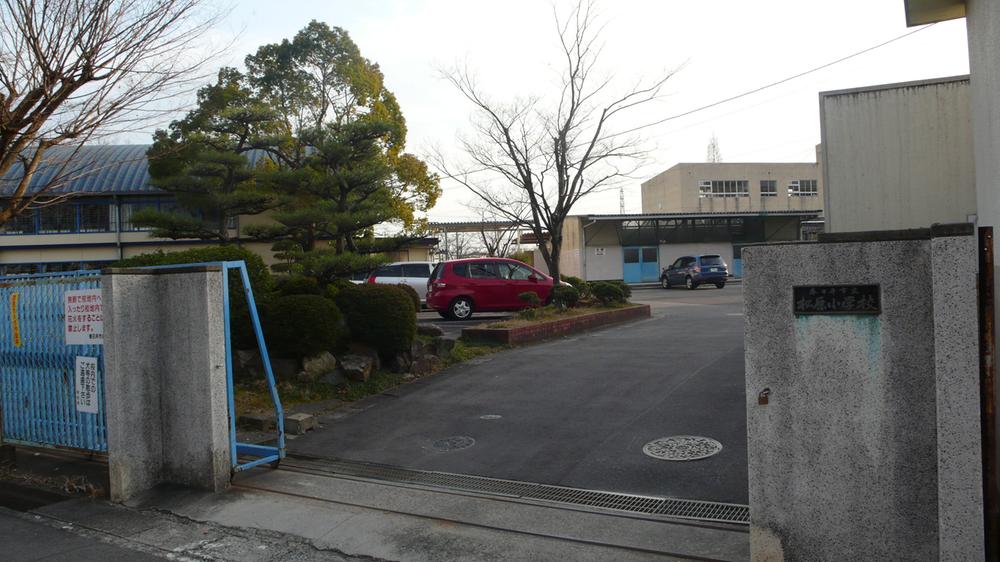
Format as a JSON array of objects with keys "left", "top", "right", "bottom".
[
  {"left": 336, "top": 284, "right": 416, "bottom": 360},
  {"left": 518, "top": 291, "right": 542, "bottom": 307},
  {"left": 395, "top": 283, "right": 421, "bottom": 311},
  {"left": 560, "top": 274, "right": 591, "bottom": 298},
  {"left": 265, "top": 294, "right": 348, "bottom": 360},
  {"left": 550, "top": 285, "right": 580, "bottom": 309},
  {"left": 606, "top": 279, "right": 631, "bottom": 299},
  {"left": 277, "top": 275, "right": 321, "bottom": 296},
  {"left": 591, "top": 281, "right": 626, "bottom": 305}
]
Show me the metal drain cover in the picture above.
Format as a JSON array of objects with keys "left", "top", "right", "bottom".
[
  {"left": 433, "top": 436, "right": 476, "bottom": 451},
  {"left": 643, "top": 436, "right": 722, "bottom": 461}
]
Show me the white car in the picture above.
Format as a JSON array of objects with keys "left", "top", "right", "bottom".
[{"left": 366, "top": 261, "right": 435, "bottom": 304}]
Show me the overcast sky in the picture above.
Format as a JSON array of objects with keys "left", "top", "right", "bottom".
[{"left": 193, "top": 0, "right": 970, "bottom": 220}]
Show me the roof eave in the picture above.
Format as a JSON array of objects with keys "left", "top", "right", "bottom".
[{"left": 904, "top": 0, "right": 966, "bottom": 26}]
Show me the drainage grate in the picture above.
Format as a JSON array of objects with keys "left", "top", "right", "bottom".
[{"left": 280, "top": 456, "right": 749, "bottom": 525}]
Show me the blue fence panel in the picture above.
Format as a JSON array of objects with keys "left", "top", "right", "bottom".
[{"left": 0, "top": 271, "right": 107, "bottom": 452}]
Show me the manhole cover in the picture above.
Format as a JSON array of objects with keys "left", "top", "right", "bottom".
[
  {"left": 643, "top": 436, "right": 722, "bottom": 461},
  {"left": 479, "top": 414, "right": 502, "bottom": 420},
  {"left": 433, "top": 436, "right": 476, "bottom": 451}
]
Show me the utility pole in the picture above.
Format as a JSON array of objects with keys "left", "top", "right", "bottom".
[{"left": 620, "top": 187, "right": 626, "bottom": 214}]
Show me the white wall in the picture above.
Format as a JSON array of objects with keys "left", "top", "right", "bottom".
[
  {"left": 584, "top": 246, "right": 624, "bottom": 281},
  {"left": 820, "top": 76, "right": 976, "bottom": 233}
]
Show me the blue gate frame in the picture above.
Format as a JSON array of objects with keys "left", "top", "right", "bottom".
[
  {"left": 0, "top": 270, "right": 107, "bottom": 452},
  {"left": 0, "top": 261, "right": 285, "bottom": 472}
]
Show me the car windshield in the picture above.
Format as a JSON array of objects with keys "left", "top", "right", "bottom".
[{"left": 700, "top": 255, "right": 724, "bottom": 266}]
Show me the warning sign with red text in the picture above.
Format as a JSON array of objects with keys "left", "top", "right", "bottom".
[{"left": 65, "top": 289, "right": 103, "bottom": 345}]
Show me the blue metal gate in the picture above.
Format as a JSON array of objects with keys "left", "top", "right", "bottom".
[{"left": 0, "top": 270, "right": 107, "bottom": 452}]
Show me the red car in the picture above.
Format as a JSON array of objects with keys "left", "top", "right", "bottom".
[{"left": 426, "top": 258, "right": 557, "bottom": 320}]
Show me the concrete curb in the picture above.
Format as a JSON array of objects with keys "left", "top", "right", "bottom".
[{"left": 461, "top": 304, "right": 652, "bottom": 345}]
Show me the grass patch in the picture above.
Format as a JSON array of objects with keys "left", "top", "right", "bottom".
[
  {"left": 236, "top": 379, "right": 337, "bottom": 413},
  {"left": 337, "top": 370, "right": 407, "bottom": 401},
  {"left": 446, "top": 339, "right": 506, "bottom": 366},
  {"left": 486, "top": 304, "right": 627, "bottom": 329}
]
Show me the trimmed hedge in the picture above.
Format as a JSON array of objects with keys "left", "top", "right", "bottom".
[
  {"left": 265, "top": 294, "right": 348, "bottom": 360},
  {"left": 277, "top": 275, "right": 321, "bottom": 296},
  {"left": 605, "top": 280, "right": 632, "bottom": 299},
  {"left": 395, "top": 283, "right": 421, "bottom": 311},
  {"left": 560, "top": 274, "right": 591, "bottom": 298},
  {"left": 550, "top": 285, "right": 580, "bottom": 308},
  {"left": 335, "top": 284, "right": 416, "bottom": 360},
  {"left": 591, "top": 281, "right": 626, "bottom": 305}
]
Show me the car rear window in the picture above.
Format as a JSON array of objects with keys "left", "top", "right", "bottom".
[
  {"left": 430, "top": 263, "right": 443, "bottom": 281},
  {"left": 700, "top": 255, "right": 724, "bottom": 266},
  {"left": 452, "top": 263, "right": 469, "bottom": 277},
  {"left": 402, "top": 263, "right": 429, "bottom": 278},
  {"left": 373, "top": 264, "right": 402, "bottom": 277}
]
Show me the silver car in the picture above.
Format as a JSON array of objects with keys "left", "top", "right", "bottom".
[{"left": 366, "top": 261, "right": 435, "bottom": 304}]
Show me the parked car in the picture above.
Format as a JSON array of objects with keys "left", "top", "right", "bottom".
[
  {"left": 660, "top": 254, "right": 728, "bottom": 289},
  {"left": 367, "top": 261, "right": 435, "bottom": 303},
  {"left": 426, "top": 258, "right": 557, "bottom": 320}
]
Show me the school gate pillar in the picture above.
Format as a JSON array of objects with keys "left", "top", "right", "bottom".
[
  {"left": 102, "top": 265, "right": 231, "bottom": 502},
  {"left": 743, "top": 225, "right": 984, "bottom": 560}
]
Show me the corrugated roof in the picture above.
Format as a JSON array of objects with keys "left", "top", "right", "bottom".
[
  {"left": 0, "top": 145, "right": 158, "bottom": 196},
  {"left": 0, "top": 144, "right": 275, "bottom": 197},
  {"left": 586, "top": 210, "right": 823, "bottom": 220}
]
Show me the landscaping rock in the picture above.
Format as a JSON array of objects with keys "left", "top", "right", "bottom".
[
  {"left": 411, "top": 355, "right": 442, "bottom": 375},
  {"left": 417, "top": 324, "right": 444, "bottom": 337},
  {"left": 235, "top": 349, "right": 264, "bottom": 379},
  {"left": 284, "top": 413, "right": 316, "bottom": 435},
  {"left": 238, "top": 413, "right": 275, "bottom": 431},
  {"left": 339, "top": 354, "right": 374, "bottom": 382},
  {"left": 390, "top": 351, "right": 412, "bottom": 373},
  {"left": 347, "top": 343, "right": 381, "bottom": 372},
  {"left": 323, "top": 369, "right": 348, "bottom": 387},
  {"left": 432, "top": 336, "right": 457, "bottom": 358},
  {"left": 301, "top": 351, "right": 338, "bottom": 382},
  {"left": 270, "top": 357, "right": 300, "bottom": 381}
]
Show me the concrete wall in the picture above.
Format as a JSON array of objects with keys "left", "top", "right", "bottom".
[
  {"left": 743, "top": 229, "right": 983, "bottom": 560},
  {"left": 820, "top": 76, "right": 976, "bottom": 233},
  {"left": 103, "top": 266, "right": 231, "bottom": 502},
  {"left": 640, "top": 163, "right": 822, "bottom": 214}
]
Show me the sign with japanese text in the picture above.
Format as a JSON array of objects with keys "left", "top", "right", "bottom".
[
  {"left": 10, "top": 293, "right": 22, "bottom": 347},
  {"left": 74, "top": 356, "right": 100, "bottom": 414},
  {"left": 64, "top": 289, "right": 103, "bottom": 345},
  {"left": 793, "top": 285, "right": 880, "bottom": 315}
]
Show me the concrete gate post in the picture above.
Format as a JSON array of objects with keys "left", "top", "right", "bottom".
[
  {"left": 102, "top": 266, "right": 231, "bottom": 502},
  {"left": 743, "top": 225, "right": 984, "bottom": 561}
]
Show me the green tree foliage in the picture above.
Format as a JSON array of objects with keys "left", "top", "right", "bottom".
[
  {"left": 133, "top": 68, "right": 279, "bottom": 240},
  {"left": 335, "top": 284, "right": 416, "bottom": 360}
]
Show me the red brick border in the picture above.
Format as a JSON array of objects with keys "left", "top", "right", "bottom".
[{"left": 461, "top": 304, "right": 652, "bottom": 346}]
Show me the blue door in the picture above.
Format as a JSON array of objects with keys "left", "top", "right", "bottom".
[{"left": 623, "top": 246, "right": 659, "bottom": 283}]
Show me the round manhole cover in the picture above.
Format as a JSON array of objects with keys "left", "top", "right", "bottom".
[
  {"left": 433, "top": 436, "right": 476, "bottom": 451},
  {"left": 643, "top": 436, "right": 723, "bottom": 461},
  {"left": 479, "top": 414, "right": 502, "bottom": 420}
]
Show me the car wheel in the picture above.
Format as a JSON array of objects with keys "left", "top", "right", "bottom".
[
  {"left": 437, "top": 311, "right": 450, "bottom": 320},
  {"left": 661, "top": 276, "right": 671, "bottom": 289},
  {"left": 448, "top": 296, "right": 474, "bottom": 320},
  {"left": 685, "top": 276, "right": 697, "bottom": 290},
  {"left": 715, "top": 282, "right": 725, "bottom": 289}
]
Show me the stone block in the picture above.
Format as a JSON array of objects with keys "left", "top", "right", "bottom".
[
  {"left": 432, "top": 336, "right": 457, "bottom": 358},
  {"left": 390, "top": 352, "right": 412, "bottom": 374},
  {"left": 270, "top": 357, "right": 300, "bottom": 381},
  {"left": 417, "top": 324, "right": 444, "bottom": 337},
  {"left": 301, "top": 352, "right": 337, "bottom": 383},
  {"left": 284, "top": 413, "right": 316, "bottom": 435},
  {"left": 339, "top": 354, "right": 374, "bottom": 382}
]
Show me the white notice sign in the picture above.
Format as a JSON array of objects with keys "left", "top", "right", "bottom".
[
  {"left": 74, "top": 356, "right": 99, "bottom": 414},
  {"left": 64, "top": 289, "right": 103, "bottom": 345}
]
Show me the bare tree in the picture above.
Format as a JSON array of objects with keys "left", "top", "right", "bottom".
[
  {"left": 435, "top": 1, "right": 676, "bottom": 280},
  {"left": 473, "top": 201, "right": 522, "bottom": 258},
  {"left": 706, "top": 134, "right": 722, "bottom": 163},
  {"left": 0, "top": 0, "right": 221, "bottom": 225}
]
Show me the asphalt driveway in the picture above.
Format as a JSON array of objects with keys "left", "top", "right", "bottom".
[{"left": 289, "top": 285, "right": 748, "bottom": 503}]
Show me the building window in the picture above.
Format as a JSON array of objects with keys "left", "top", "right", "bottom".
[
  {"left": 760, "top": 180, "right": 777, "bottom": 197},
  {"left": 788, "top": 179, "right": 818, "bottom": 197},
  {"left": 0, "top": 210, "right": 37, "bottom": 234},
  {"left": 120, "top": 201, "right": 159, "bottom": 231},
  {"left": 698, "top": 180, "right": 749, "bottom": 198},
  {"left": 79, "top": 202, "right": 115, "bottom": 232},
  {"left": 38, "top": 205, "right": 76, "bottom": 233}
]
